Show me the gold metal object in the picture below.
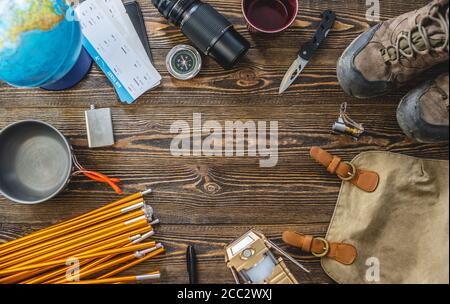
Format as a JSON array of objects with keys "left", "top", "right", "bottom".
[
  {"left": 224, "top": 230, "right": 308, "bottom": 284},
  {"left": 332, "top": 102, "right": 364, "bottom": 140},
  {"left": 337, "top": 161, "right": 357, "bottom": 181},
  {"left": 311, "top": 237, "right": 330, "bottom": 257}
]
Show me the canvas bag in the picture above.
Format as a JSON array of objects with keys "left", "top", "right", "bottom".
[{"left": 321, "top": 151, "right": 449, "bottom": 284}]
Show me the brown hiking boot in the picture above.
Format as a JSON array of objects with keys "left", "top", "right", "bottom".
[
  {"left": 337, "top": 0, "right": 449, "bottom": 99},
  {"left": 397, "top": 72, "right": 449, "bottom": 143}
]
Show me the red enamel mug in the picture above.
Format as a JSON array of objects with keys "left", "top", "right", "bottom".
[{"left": 242, "top": 0, "right": 299, "bottom": 34}]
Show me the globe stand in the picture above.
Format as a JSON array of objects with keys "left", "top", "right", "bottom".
[{"left": 41, "top": 47, "right": 93, "bottom": 91}]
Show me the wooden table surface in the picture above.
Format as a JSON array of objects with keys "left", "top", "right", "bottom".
[{"left": 0, "top": 0, "right": 448, "bottom": 284}]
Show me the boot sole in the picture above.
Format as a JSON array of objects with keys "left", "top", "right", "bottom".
[{"left": 397, "top": 81, "right": 449, "bottom": 143}]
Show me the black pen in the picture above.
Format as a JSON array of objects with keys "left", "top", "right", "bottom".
[{"left": 187, "top": 245, "right": 198, "bottom": 284}]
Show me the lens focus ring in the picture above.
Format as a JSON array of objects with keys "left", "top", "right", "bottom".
[
  {"left": 170, "top": 0, "right": 197, "bottom": 24},
  {"left": 152, "top": 0, "right": 175, "bottom": 18},
  {"left": 181, "top": 3, "right": 231, "bottom": 54}
]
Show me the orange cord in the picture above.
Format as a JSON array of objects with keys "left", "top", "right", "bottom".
[{"left": 74, "top": 169, "right": 123, "bottom": 194}]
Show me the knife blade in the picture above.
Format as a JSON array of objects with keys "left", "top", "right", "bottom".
[{"left": 279, "top": 10, "right": 336, "bottom": 94}]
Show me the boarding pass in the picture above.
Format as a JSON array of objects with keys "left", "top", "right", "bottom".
[{"left": 76, "top": 0, "right": 161, "bottom": 104}]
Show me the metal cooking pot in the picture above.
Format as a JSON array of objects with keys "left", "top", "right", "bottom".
[{"left": 0, "top": 120, "right": 73, "bottom": 204}]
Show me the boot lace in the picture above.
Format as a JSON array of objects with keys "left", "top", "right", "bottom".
[{"left": 381, "top": 4, "right": 449, "bottom": 63}]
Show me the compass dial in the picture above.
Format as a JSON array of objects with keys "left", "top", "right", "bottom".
[
  {"left": 173, "top": 52, "right": 196, "bottom": 73},
  {"left": 166, "top": 45, "right": 202, "bottom": 80}
]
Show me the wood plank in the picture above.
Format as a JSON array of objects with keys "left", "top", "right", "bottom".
[
  {"left": 139, "top": 0, "right": 431, "bottom": 49},
  {"left": 0, "top": 0, "right": 448, "bottom": 284},
  {"left": 0, "top": 222, "right": 333, "bottom": 283},
  {"left": 0, "top": 0, "right": 442, "bottom": 108}
]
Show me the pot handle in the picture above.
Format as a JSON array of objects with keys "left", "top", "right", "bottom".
[{"left": 72, "top": 153, "right": 123, "bottom": 194}]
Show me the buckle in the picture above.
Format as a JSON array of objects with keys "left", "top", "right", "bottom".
[
  {"left": 311, "top": 237, "right": 330, "bottom": 258},
  {"left": 337, "top": 161, "right": 356, "bottom": 181}
]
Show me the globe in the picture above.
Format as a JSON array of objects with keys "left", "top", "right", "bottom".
[{"left": 0, "top": 0, "right": 91, "bottom": 89}]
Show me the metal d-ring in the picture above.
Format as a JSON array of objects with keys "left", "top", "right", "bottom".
[
  {"left": 337, "top": 161, "right": 356, "bottom": 181},
  {"left": 311, "top": 237, "right": 330, "bottom": 258}
]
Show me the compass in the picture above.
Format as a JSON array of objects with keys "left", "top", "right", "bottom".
[{"left": 166, "top": 45, "right": 202, "bottom": 80}]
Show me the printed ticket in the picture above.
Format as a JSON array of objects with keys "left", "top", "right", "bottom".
[{"left": 76, "top": 0, "right": 161, "bottom": 104}]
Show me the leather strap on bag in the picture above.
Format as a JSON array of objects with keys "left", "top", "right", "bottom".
[
  {"left": 282, "top": 231, "right": 357, "bottom": 265},
  {"left": 310, "top": 146, "right": 379, "bottom": 192}
]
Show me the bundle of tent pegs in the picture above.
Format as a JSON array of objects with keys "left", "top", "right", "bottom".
[{"left": 0, "top": 189, "right": 164, "bottom": 284}]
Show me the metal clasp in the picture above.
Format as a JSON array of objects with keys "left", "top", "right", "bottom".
[
  {"left": 337, "top": 161, "right": 357, "bottom": 181},
  {"left": 311, "top": 237, "right": 330, "bottom": 258}
]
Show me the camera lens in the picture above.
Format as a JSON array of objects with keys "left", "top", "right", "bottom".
[{"left": 152, "top": 0, "right": 250, "bottom": 69}]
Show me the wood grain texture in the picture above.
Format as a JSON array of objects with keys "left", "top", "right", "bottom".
[{"left": 0, "top": 0, "right": 448, "bottom": 284}]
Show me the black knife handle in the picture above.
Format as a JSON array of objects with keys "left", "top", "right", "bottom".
[{"left": 298, "top": 10, "right": 336, "bottom": 60}]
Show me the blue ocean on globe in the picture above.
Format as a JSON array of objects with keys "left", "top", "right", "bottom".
[{"left": 0, "top": 0, "right": 82, "bottom": 87}]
